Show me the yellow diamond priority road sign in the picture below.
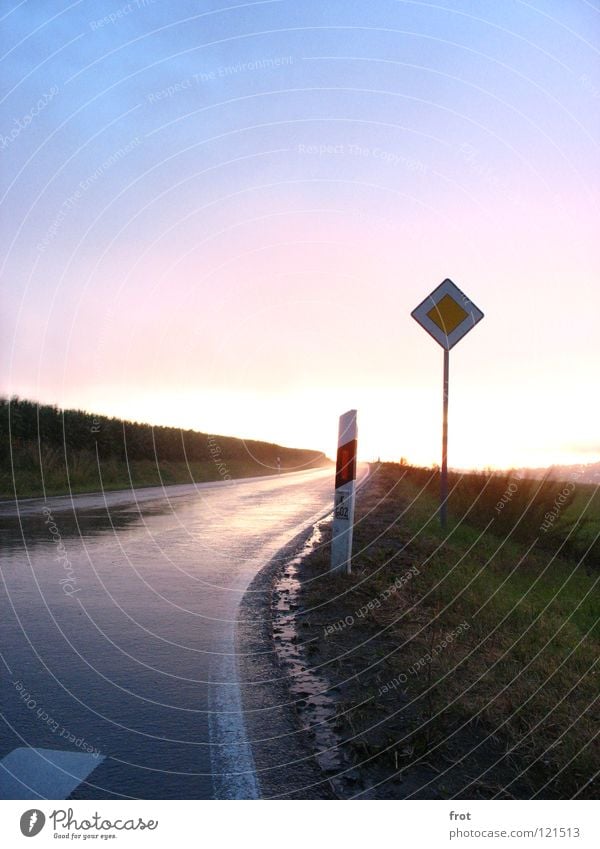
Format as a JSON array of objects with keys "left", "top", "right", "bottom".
[{"left": 411, "top": 279, "right": 484, "bottom": 350}]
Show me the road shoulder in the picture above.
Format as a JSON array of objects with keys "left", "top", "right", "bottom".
[{"left": 236, "top": 524, "right": 337, "bottom": 800}]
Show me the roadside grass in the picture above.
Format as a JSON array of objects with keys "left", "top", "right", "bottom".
[
  {"left": 0, "top": 397, "right": 330, "bottom": 499},
  {"left": 406, "top": 463, "right": 600, "bottom": 566},
  {"left": 0, "top": 453, "right": 287, "bottom": 499},
  {"left": 297, "top": 463, "right": 599, "bottom": 798}
]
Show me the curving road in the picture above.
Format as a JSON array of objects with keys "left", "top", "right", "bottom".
[{"left": 0, "top": 466, "right": 367, "bottom": 800}]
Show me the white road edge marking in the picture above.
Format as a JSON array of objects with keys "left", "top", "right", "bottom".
[{"left": 208, "top": 649, "right": 260, "bottom": 800}]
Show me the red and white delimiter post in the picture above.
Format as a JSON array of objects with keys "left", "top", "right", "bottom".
[{"left": 330, "top": 409, "right": 358, "bottom": 574}]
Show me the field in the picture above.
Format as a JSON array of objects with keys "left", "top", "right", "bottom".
[
  {"left": 293, "top": 463, "right": 599, "bottom": 798},
  {"left": 0, "top": 397, "right": 330, "bottom": 498},
  {"left": 0, "top": 454, "right": 295, "bottom": 499}
]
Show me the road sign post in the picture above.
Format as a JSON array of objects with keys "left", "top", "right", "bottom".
[
  {"left": 411, "top": 279, "right": 484, "bottom": 529},
  {"left": 441, "top": 348, "right": 449, "bottom": 528},
  {"left": 331, "top": 409, "right": 358, "bottom": 574}
]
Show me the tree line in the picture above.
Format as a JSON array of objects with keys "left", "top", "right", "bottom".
[{"left": 0, "top": 396, "right": 328, "bottom": 471}]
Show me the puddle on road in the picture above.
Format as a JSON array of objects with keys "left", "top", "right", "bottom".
[{"left": 271, "top": 522, "right": 360, "bottom": 796}]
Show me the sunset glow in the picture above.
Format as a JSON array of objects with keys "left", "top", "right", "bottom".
[{"left": 2, "top": 1, "right": 598, "bottom": 470}]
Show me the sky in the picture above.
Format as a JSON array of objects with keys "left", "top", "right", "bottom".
[{"left": 1, "top": 0, "right": 598, "bottom": 468}]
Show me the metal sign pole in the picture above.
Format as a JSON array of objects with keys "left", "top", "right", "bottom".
[
  {"left": 331, "top": 409, "right": 358, "bottom": 574},
  {"left": 411, "top": 278, "right": 484, "bottom": 531},
  {"left": 441, "top": 349, "right": 449, "bottom": 529}
]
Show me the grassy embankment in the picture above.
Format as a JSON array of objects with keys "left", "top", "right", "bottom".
[
  {"left": 0, "top": 397, "right": 330, "bottom": 499},
  {"left": 296, "top": 463, "right": 599, "bottom": 798}
]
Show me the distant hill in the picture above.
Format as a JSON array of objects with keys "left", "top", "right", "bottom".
[
  {"left": 514, "top": 461, "right": 600, "bottom": 486},
  {"left": 0, "top": 397, "right": 330, "bottom": 498}
]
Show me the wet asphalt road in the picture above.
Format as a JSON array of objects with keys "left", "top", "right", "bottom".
[{"left": 0, "top": 468, "right": 346, "bottom": 799}]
